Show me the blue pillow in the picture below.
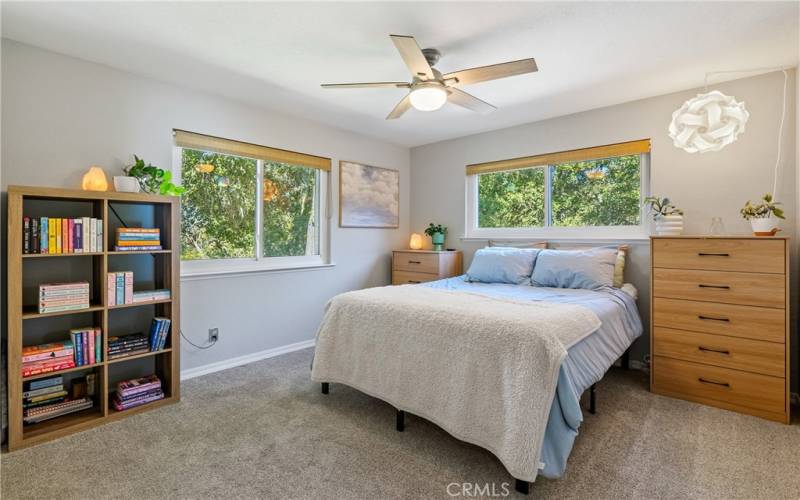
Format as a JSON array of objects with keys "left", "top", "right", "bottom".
[
  {"left": 531, "top": 247, "right": 617, "bottom": 289},
  {"left": 465, "top": 247, "right": 541, "bottom": 285}
]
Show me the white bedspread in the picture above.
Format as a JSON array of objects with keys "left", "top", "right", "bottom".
[{"left": 310, "top": 285, "right": 601, "bottom": 481}]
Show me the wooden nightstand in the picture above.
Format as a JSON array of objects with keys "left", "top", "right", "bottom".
[{"left": 392, "top": 250, "right": 462, "bottom": 285}]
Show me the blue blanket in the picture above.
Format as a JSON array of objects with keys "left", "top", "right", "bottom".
[{"left": 423, "top": 277, "right": 643, "bottom": 479}]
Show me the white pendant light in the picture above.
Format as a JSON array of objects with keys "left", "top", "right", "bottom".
[
  {"left": 409, "top": 84, "right": 448, "bottom": 111},
  {"left": 668, "top": 90, "right": 749, "bottom": 153}
]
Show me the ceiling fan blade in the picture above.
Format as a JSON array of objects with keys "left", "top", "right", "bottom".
[
  {"left": 443, "top": 58, "right": 538, "bottom": 86},
  {"left": 321, "top": 82, "right": 410, "bottom": 89},
  {"left": 390, "top": 34, "right": 435, "bottom": 80},
  {"left": 386, "top": 93, "right": 413, "bottom": 120},
  {"left": 447, "top": 88, "right": 496, "bottom": 114}
]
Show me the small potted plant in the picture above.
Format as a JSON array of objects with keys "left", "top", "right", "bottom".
[
  {"left": 425, "top": 223, "right": 447, "bottom": 251},
  {"left": 645, "top": 196, "right": 684, "bottom": 235},
  {"left": 121, "top": 155, "right": 185, "bottom": 196},
  {"left": 740, "top": 193, "right": 784, "bottom": 236}
]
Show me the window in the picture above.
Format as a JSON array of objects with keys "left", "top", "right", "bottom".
[
  {"left": 174, "top": 130, "right": 330, "bottom": 275},
  {"left": 467, "top": 140, "right": 649, "bottom": 239}
]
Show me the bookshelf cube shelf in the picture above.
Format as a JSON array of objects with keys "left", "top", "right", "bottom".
[{"left": 7, "top": 186, "right": 181, "bottom": 450}]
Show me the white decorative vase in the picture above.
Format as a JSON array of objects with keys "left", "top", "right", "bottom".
[
  {"left": 655, "top": 214, "right": 684, "bottom": 235},
  {"left": 750, "top": 216, "right": 778, "bottom": 236},
  {"left": 113, "top": 176, "right": 141, "bottom": 193}
]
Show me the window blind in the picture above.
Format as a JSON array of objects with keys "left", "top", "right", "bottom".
[
  {"left": 173, "top": 129, "right": 331, "bottom": 171},
  {"left": 465, "top": 139, "right": 650, "bottom": 176}
]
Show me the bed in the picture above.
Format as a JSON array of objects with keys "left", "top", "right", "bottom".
[{"left": 311, "top": 247, "right": 643, "bottom": 494}]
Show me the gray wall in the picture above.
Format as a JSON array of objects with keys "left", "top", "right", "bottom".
[
  {"left": 1, "top": 40, "right": 410, "bottom": 372},
  {"left": 410, "top": 70, "right": 798, "bottom": 388}
]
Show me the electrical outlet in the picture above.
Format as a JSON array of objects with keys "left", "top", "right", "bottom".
[{"left": 208, "top": 328, "right": 219, "bottom": 343}]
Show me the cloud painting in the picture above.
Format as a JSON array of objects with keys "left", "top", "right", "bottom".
[{"left": 340, "top": 161, "right": 399, "bottom": 228}]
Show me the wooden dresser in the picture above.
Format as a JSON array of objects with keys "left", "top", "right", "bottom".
[
  {"left": 392, "top": 250, "right": 462, "bottom": 285},
  {"left": 650, "top": 236, "right": 790, "bottom": 423}
]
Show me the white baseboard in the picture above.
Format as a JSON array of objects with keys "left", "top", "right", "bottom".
[{"left": 180, "top": 339, "right": 315, "bottom": 380}]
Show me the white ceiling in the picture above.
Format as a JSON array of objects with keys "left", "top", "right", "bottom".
[{"left": 3, "top": 2, "right": 798, "bottom": 147}]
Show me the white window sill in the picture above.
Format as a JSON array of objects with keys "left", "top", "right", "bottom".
[
  {"left": 461, "top": 234, "right": 651, "bottom": 244},
  {"left": 180, "top": 261, "right": 336, "bottom": 281}
]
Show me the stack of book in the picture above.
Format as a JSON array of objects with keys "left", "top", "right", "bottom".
[
  {"left": 38, "top": 282, "right": 90, "bottom": 314},
  {"left": 22, "top": 217, "right": 103, "bottom": 254},
  {"left": 149, "top": 317, "right": 172, "bottom": 351},
  {"left": 112, "top": 374, "right": 164, "bottom": 411},
  {"left": 106, "top": 271, "right": 134, "bottom": 306},
  {"left": 22, "top": 342, "right": 75, "bottom": 377},
  {"left": 107, "top": 333, "right": 149, "bottom": 359},
  {"left": 115, "top": 228, "right": 162, "bottom": 251},
  {"left": 133, "top": 289, "right": 171, "bottom": 303},
  {"left": 23, "top": 376, "right": 66, "bottom": 411},
  {"left": 69, "top": 327, "right": 102, "bottom": 366},
  {"left": 24, "top": 397, "right": 93, "bottom": 424}
]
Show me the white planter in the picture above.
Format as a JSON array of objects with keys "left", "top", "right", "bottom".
[
  {"left": 750, "top": 216, "right": 779, "bottom": 236},
  {"left": 113, "top": 176, "right": 141, "bottom": 193},
  {"left": 655, "top": 214, "right": 684, "bottom": 235}
]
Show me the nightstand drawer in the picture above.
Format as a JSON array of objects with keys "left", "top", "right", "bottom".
[
  {"left": 393, "top": 252, "right": 440, "bottom": 273},
  {"left": 391, "top": 270, "right": 437, "bottom": 285},
  {"left": 652, "top": 297, "right": 785, "bottom": 343},
  {"left": 652, "top": 238, "right": 785, "bottom": 274},
  {"left": 653, "top": 356, "right": 785, "bottom": 414},
  {"left": 653, "top": 327, "right": 785, "bottom": 377},
  {"left": 652, "top": 268, "right": 784, "bottom": 308}
]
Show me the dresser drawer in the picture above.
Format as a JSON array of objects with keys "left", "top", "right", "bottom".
[
  {"left": 653, "top": 327, "right": 784, "bottom": 377},
  {"left": 393, "top": 252, "right": 440, "bottom": 273},
  {"left": 652, "top": 238, "right": 785, "bottom": 274},
  {"left": 652, "top": 268, "right": 784, "bottom": 308},
  {"left": 391, "top": 270, "right": 437, "bottom": 285},
  {"left": 653, "top": 356, "right": 785, "bottom": 414},
  {"left": 652, "top": 297, "right": 785, "bottom": 343}
]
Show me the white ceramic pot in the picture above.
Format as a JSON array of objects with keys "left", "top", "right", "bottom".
[
  {"left": 655, "top": 214, "right": 684, "bottom": 235},
  {"left": 750, "top": 216, "right": 778, "bottom": 236},
  {"left": 113, "top": 176, "right": 141, "bottom": 193}
]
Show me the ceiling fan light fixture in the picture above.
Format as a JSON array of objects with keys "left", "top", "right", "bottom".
[{"left": 409, "top": 84, "right": 448, "bottom": 111}]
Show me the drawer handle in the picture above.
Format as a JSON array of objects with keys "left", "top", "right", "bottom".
[
  {"left": 698, "top": 284, "right": 730, "bottom": 290},
  {"left": 408, "top": 280, "right": 421, "bottom": 284},
  {"left": 408, "top": 260, "right": 421, "bottom": 264},
  {"left": 698, "top": 252, "right": 730, "bottom": 257},
  {"left": 698, "top": 345, "right": 731, "bottom": 355},
  {"left": 698, "top": 377, "right": 730, "bottom": 388},
  {"left": 698, "top": 315, "right": 730, "bottom": 322}
]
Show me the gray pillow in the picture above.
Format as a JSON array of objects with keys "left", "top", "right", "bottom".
[
  {"left": 465, "top": 247, "right": 541, "bottom": 285},
  {"left": 531, "top": 247, "right": 617, "bottom": 289}
]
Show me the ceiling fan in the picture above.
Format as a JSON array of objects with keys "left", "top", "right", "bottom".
[{"left": 321, "top": 34, "right": 538, "bottom": 120}]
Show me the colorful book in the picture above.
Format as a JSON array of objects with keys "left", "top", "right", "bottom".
[
  {"left": 116, "top": 273, "right": 124, "bottom": 305},
  {"left": 31, "top": 218, "right": 40, "bottom": 254},
  {"left": 61, "top": 218, "right": 68, "bottom": 253},
  {"left": 23, "top": 217, "right": 30, "bottom": 254},
  {"left": 48, "top": 218, "right": 56, "bottom": 254},
  {"left": 107, "top": 273, "right": 116, "bottom": 306},
  {"left": 22, "top": 359, "right": 75, "bottom": 377},
  {"left": 22, "top": 384, "right": 64, "bottom": 399},
  {"left": 55, "top": 218, "right": 62, "bottom": 254},
  {"left": 124, "top": 271, "right": 133, "bottom": 304},
  {"left": 95, "top": 330, "right": 102, "bottom": 362},
  {"left": 25, "top": 375, "right": 63, "bottom": 392}
]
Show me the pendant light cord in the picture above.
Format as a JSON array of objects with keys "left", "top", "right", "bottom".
[{"left": 703, "top": 66, "right": 791, "bottom": 198}]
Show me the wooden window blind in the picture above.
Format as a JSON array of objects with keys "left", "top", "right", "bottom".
[
  {"left": 465, "top": 139, "right": 650, "bottom": 176},
  {"left": 173, "top": 129, "right": 331, "bottom": 171}
]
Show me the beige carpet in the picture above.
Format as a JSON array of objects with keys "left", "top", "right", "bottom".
[{"left": 2, "top": 348, "right": 799, "bottom": 499}]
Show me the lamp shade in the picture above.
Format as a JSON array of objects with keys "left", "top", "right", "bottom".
[
  {"left": 82, "top": 166, "right": 109, "bottom": 191},
  {"left": 409, "top": 233, "right": 423, "bottom": 250},
  {"left": 668, "top": 90, "right": 749, "bottom": 153},
  {"left": 409, "top": 85, "right": 447, "bottom": 111}
]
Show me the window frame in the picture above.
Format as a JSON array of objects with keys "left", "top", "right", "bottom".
[
  {"left": 173, "top": 146, "right": 331, "bottom": 278},
  {"left": 465, "top": 152, "right": 650, "bottom": 240}
]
